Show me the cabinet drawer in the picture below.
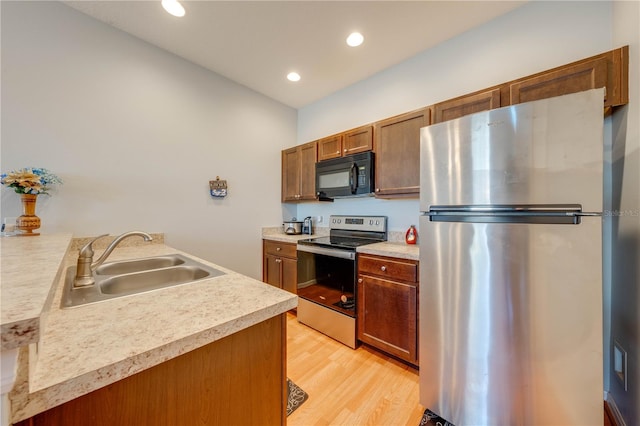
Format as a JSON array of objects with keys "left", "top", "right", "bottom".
[
  {"left": 358, "top": 255, "right": 417, "bottom": 283},
  {"left": 263, "top": 240, "right": 297, "bottom": 258}
]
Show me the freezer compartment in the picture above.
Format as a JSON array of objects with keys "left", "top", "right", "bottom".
[
  {"left": 418, "top": 214, "right": 603, "bottom": 425},
  {"left": 419, "top": 88, "right": 604, "bottom": 213}
]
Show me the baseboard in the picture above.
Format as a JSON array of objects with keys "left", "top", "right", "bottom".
[{"left": 605, "top": 392, "right": 626, "bottom": 426}]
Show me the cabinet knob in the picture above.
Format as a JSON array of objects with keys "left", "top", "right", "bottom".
[
  {"left": 336, "top": 150, "right": 340, "bottom": 154},
  {"left": 276, "top": 247, "right": 281, "bottom": 251},
  {"left": 275, "top": 259, "right": 282, "bottom": 263},
  {"left": 343, "top": 149, "right": 347, "bottom": 153},
  {"left": 358, "top": 278, "right": 363, "bottom": 283},
  {"left": 380, "top": 266, "right": 387, "bottom": 272},
  {"left": 375, "top": 188, "right": 380, "bottom": 192}
]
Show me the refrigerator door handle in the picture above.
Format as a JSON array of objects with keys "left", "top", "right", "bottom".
[{"left": 427, "top": 204, "right": 600, "bottom": 225}]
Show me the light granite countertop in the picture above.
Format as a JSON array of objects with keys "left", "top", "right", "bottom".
[
  {"left": 1, "top": 233, "right": 73, "bottom": 350},
  {"left": 7, "top": 235, "right": 297, "bottom": 423},
  {"left": 356, "top": 241, "right": 420, "bottom": 261},
  {"left": 261, "top": 226, "right": 329, "bottom": 243},
  {"left": 262, "top": 227, "right": 419, "bottom": 260}
]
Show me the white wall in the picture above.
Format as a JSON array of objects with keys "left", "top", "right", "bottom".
[
  {"left": 0, "top": 1, "right": 297, "bottom": 279},
  {"left": 609, "top": 2, "right": 640, "bottom": 424},
  {"left": 295, "top": 1, "right": 614, "bottom": 232},
  {"left": 297, "top": 1, "right": 639, "bottom": 425}
]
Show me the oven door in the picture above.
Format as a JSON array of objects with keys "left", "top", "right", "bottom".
[
  {"left": 296, "top": 244, "right": 358, "bottom": 348},
  {"left": 296, "top": 245, "right": 356, "bottom": 317}
]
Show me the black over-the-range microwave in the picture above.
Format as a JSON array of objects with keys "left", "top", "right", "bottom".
[{"left": 315, "top": 151, "right": 375, "bottom": 200}]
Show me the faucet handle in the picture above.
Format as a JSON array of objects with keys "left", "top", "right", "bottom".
[{"left": 79, "top": 234, "right": 109, "bottom": 258}]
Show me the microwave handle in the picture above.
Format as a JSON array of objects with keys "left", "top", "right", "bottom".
[{"left": 350, "top": 163, "right": 358, "bottom": 194}]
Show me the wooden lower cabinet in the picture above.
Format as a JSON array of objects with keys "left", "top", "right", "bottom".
[
  {"left": 16, "top": 315, "right": 287, "bottom": 426},
  {"left": 357, "top": 254, "right": 419, "bottom": 365},
  {"left": 263, "top": 240, "right": 297, "bottom": 294}
]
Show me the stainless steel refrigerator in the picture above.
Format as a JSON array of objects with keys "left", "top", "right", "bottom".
[{"left": 419, "top": 88, "right": 604, "bottom": 425}]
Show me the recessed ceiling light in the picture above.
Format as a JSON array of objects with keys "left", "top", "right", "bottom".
[
  {"left": 346, "top": 32, "right": 364, "bottom": 47},
  {"left": 162, "top": 0, "right": 185, "bottom": 17},
  {"left": 287, "top": 72, "right": 301, "bottom": 82}
]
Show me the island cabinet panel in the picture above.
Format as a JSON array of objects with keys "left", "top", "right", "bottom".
[
  {"left": 263, "top": 240, "right": 298, "bottom": 295},
  {"left": 357, "top": 254, "right": 419, "bottom": 366},
  {"left": 317, "top": 125, "right": 373, "bottom": 162},
  {"left": 508, "top": 46, "right": 629, "bottom": 108},
  {"left": 16, "top": 315, "right": 287, "bottom": 426},
  {"left": 374, "top": 108, "right": 430, "bottom": 198},
  {"left": 433, "top": 88, "right": 502, "bottom": 124},
  {"left": 282, "top": 141, "right": 317, "bottom": 202}
]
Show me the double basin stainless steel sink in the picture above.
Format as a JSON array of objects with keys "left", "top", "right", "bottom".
[{"left": 61, "top": 253, "right": 225, "bottom": 308}]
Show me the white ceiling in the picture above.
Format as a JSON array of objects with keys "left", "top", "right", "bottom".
[{"left": 63, "top": 1, "right": 527, "bottom": 109}]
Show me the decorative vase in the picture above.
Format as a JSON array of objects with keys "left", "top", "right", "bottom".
[{"left": 15, "top": 194, "right": 41, "bottom": 236}]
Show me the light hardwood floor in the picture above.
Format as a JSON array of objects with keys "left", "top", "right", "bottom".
[{"left": 286, "top": 313, "right": 425, "bottom": 426}]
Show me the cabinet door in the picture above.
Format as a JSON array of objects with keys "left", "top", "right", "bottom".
[
  {"left": 317, "top": 134, "right": 343, "bottom": 162},
  {"left": 281, "top": 142, "right": 317, "bottom": 202},
  {"left": 433, "top": 88, "right": 501, "bottom": 123},
  {"left": 281, "top": 147, "right": 301, "bottom": 202},
  {"left": 263, "top": 254, "right": 282, "bottom": 288},
  {"left": 343, "top": 125, "right": 373, "bottom": 156},
  {"left": 281, "top": 257, "right": 298, "bottom": 294},
  {"left": 358, "top": 275, "right": 417, "bottom": 364},
  {"left": 509, "top": 57, "right": 608, "bottom": 105},
  {"left": 299, "top": 141, "right": 317, "bottom": 200},
  {"left": 374, "top": 108, "right": 430, "bottom": 198}
]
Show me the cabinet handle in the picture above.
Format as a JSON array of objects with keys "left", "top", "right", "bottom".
[
  {"left": 358, "top": 278, "right": 363, "bottom": 283},
  {"left": 275, "top": 259, "right": 281, "bottom": 263},
  {"left": 381, "top": 266, "right": 387, "bottom": 272}
]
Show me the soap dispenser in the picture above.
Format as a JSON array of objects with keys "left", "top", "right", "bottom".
[{"left": 405, "top": 225, "right": 418, "bottom": 245}]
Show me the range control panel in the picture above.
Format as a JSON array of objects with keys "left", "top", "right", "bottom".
[{"left": 329, "top": 215, "right": 387, "bottom": 233}]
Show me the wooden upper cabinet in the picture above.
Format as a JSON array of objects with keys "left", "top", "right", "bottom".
[
  {"left": 317, "top": 125, "right": 373, "bottom": 162},
  {"left": 510, "top": 58, "right": 608, "bottom": 105},
  {"left": 281, "top": 147, "right": 300, "bottom": 202},
  {"left": 374, "top": 108, "right": 430, "bottom": 198},
  {"left": 343, "top": 125, "right": 373, "bottom": 156},
  {"left": 433, "top": 88, "right": 501, "bottom": 124},
  {"left": 299, "top": 142, "right": 317, "bottom": 200},
  {"left": 509, "top": 46, "right": 629, "bottom": 108},
  {"left": 281, "top": 141, "right": 317, "bottom": 202},
  {"left": 317, "top": 134, "right": 343, "bottom": 161}
]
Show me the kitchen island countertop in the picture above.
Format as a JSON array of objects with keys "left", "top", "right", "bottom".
[
  {"left": 7, "top": 235, "right": 297, "bottom": 423},
  {"left": 1, "top": 233, "right": 72, "bottom": 350}
]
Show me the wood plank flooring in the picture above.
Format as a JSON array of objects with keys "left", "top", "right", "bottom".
[{"left": 286, "top": 313, "right": 425, "bottom": 426}]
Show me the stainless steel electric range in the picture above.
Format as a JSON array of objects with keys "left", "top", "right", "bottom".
[{"left": 296, "top": 215, "right": 387, "bottom": 348}]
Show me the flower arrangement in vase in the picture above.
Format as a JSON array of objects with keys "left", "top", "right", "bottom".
[{"left": 1, "top": 168, "right": 62, "bottom": 236}]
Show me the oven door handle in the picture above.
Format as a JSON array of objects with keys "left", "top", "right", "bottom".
[{"left": 296, "top": 244, "right": 355, "bottom": 260}]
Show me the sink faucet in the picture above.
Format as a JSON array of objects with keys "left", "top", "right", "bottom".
[{"left": 74, "top": 231, "right": 153, "bottom": 287}]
